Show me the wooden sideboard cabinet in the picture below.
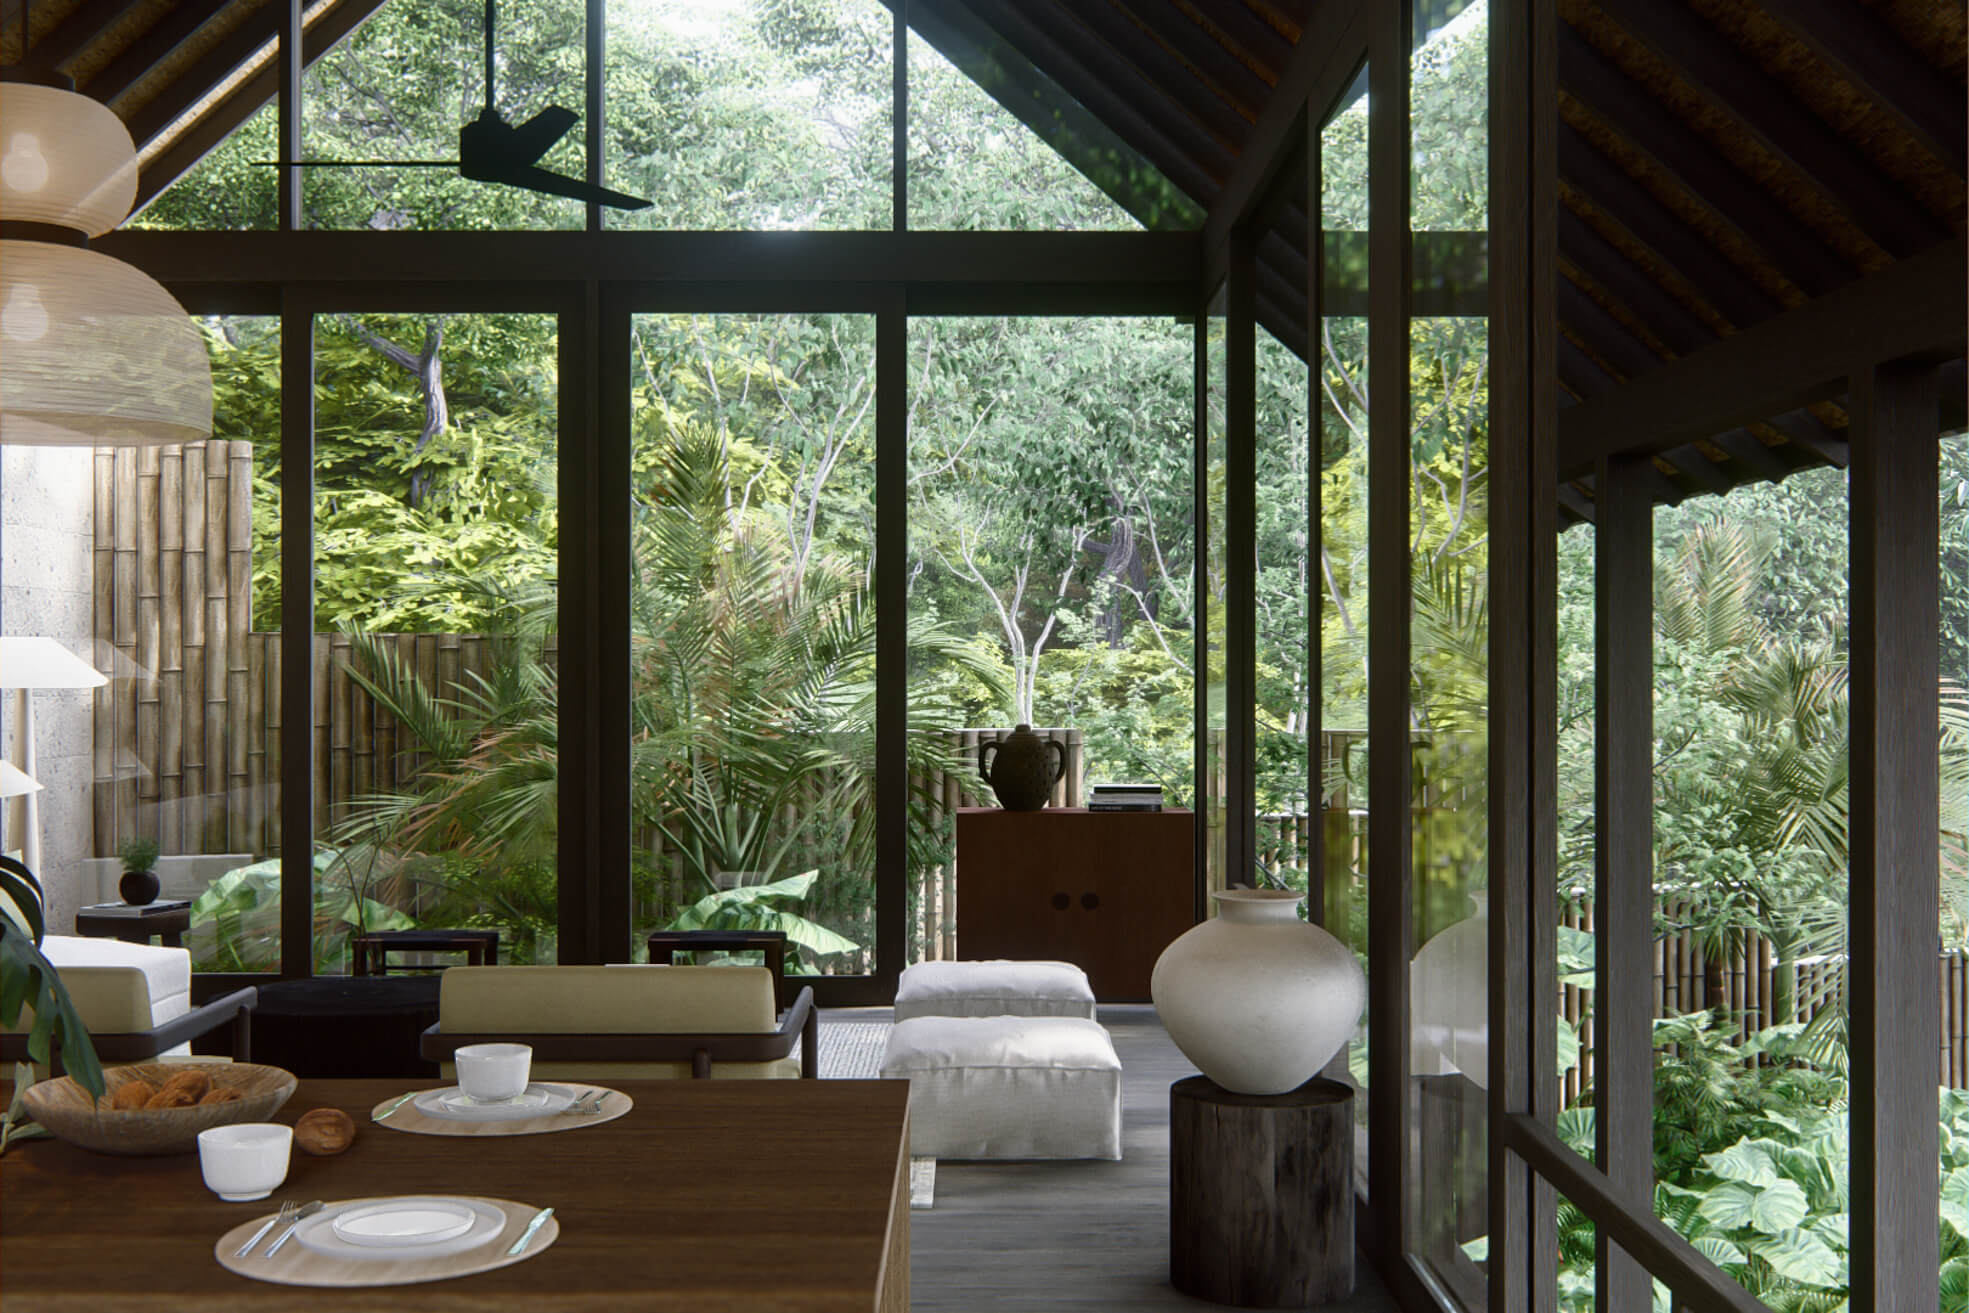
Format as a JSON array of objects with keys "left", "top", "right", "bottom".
[{"left": 953, "top": 806, "right": 1198, "bottom": 1001}]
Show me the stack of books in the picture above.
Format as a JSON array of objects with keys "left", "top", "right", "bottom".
[
  {"left": 80, "top": 899, "right": 191, "bottom": 916},
  {"left": 1087, "top": 783, "right": 1164, "bottom": 812}
]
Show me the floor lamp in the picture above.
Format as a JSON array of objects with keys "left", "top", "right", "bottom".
[{"left": 0, "top": 636, "right": 107, "bottom": 875}]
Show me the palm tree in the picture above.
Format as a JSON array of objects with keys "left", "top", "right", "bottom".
[{"left": 340, "top": 429, "right": 1001, "bottom": 968}]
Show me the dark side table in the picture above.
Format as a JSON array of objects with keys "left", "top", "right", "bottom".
[
  {"left": 248, "top": 975, "right": 443, "bottom": 1078},
  {"left": 351, "top": 928, "right": 499, "bottom": 976},
  {"left": 74, "top": 901, "right": 193, "bottom": 948},
  {"left": 1169, "top": 1074, "right": 1356, "bottom": 1307}
]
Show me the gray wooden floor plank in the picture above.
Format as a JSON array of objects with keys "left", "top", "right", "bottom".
[{"left": 824, "top": 1005, "right": 1398, "bottom": 1311}]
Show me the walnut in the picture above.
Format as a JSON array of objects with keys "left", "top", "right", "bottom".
[
  {"left": 199, "top": 1087, "right": 245, "bottom": 1105},
  {"left": 144, "top": 1085, "right": 197, "bottom": 1109},
  {"left": 106, "top": 1080, "right": 156, "bottom": 1111},
  {"left": 294, "top": 1107, "right": 356, "bottom": 1156}
]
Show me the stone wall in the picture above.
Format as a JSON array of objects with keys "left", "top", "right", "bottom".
[{"left": 1, "top": 445, "right": 99, "bottom": 933}]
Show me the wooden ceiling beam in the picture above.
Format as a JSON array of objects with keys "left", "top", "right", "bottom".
[
  {"left": 1559, "top": 209, "right": 1713, "bottom": 357},
  {"left": 1109, "top": 1, "right": 1273, "bottom": 113},
  {"left": 1058, "top": 3, "right": 1251, "bottom": 148},
  {"left": 1179, "top": 0, "right": 1296, "bottom": 78},
  {"left": 1596, "top": 0, "right": 1947, "bottom": 260},
  {"left": 1558, "top": 240, "right": 1963, "bottom": 478},
  {"left": 1202, "top": 0, "right": 1367, "bottom": 255},
  {"left": 1558, "top": 122, "right": 1782, "bottom": 332},
  {"left": 1556, "top": 483, "right": 1598, "bottom": 525},
  {"left": 1765, "top": 413, "right": 1849, "bottom": 469},
  {"left": 85, "top": 0, "right": 230, "bottom": 107},
  {"left": 1560, "top": 26, "right": 1854, "bottom": 299},
  {"left": 132, "top": 0, "right": 389, "bottom": 215},
  {"left": 124, "top": 2, "right": 279, "bottom": 149},
  {"left": 1657, "top": 442, "right": 1735, "bottom": 495},
  {"left": 1762, "top": 0, "right": 1967, "bottom": 175},
  {"left": 896, "top": 0, "right": 1206, "bottom": 230},
  {"left": 1558, "top": 275, "right": 1669, "bottom": 384},
  {"left": 24, "top": 0, "right": 144, "bottom": 71},
  {"left": 962, "top": 0, "right": 1236, "bottom": 190}
]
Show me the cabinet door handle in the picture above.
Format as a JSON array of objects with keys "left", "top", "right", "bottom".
[
  {"left": 1051, "top": 892, "right": 1070, "bottom": 911},
  {"left": 1080, "top": 892, "right": 1100, "bottom": 910}
]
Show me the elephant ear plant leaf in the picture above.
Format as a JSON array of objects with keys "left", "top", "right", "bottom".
[{"left": 0, "top": 920, "right": 106, "bottom": 1152}]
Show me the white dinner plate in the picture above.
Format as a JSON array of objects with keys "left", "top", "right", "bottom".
[
  {"left": 411, "top": 1082, "right": 576, "bottom": 1122},
  {"left": 330, "top": 1198, "right": 478, "bottom": 1248},
  {"left": 294, "top": 1196, "right": 506, "bottom": 1261}
]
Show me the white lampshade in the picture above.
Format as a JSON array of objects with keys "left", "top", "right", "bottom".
[
  {"left": 0, "top": 761, "right": 41, "bottom": 799},
  {"left": 0, "top": 240, "right": 213, "bottom": 446},
  {"left": 0, "top": 83, "right": 139, "bottom": 237},
  {"left": 0, "top": 636, "right": 108, "bottom": 690}
]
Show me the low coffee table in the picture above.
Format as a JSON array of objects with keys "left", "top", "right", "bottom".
[
  {"left": 74, "top": 900, "right": 192, "bottom": 948},
  {"left": 248, "top": 975, "right": 443, "bottom": 1078}
]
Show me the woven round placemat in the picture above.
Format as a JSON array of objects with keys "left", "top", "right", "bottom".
[
  {"left": 215, "top": 1195, "right": 559, "bottom": 1288},
  {"left": 370, "top": 1083, "right": 631, "bottom": 1136}
]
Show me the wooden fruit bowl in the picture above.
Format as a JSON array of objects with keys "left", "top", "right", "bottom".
[{"left": 21, "top": 1062, "right": 297, "bottom": 1156}]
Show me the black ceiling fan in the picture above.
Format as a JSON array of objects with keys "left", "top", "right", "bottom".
[{"left": 274, "top": 0, "right": 650, "bottom": 211}]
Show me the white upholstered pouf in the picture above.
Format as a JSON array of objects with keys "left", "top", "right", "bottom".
[
  {"left": 892, "top": 959, "right": 1096, "bottom": 1022},
  {"left": 881, "top": 1015, "right": 1122, "bottom": 1160}
]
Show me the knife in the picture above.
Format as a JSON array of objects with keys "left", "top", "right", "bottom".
[
  {"left": 233, "top": 1201, "right": 293, "bottom": 1257},
  {"left": 506, "top": 1206, "right": 554, "bottom": 1256},
  {"left": 373, "top": 1090, "right": 420, "bottom": 1122},
  {"left": 262, "top": 1199, "right": 323, "bottom": 1257}
]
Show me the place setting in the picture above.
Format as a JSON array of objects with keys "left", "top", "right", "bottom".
[
  {"left": 194, "top": 1114, "right": 560, "bottom": 1287},
  {"left": 369, "top": 1043, "right": 633, "bottom": 1136}
]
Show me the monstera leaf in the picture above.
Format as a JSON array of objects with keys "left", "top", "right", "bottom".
[{"left": 0, "top": 920, "right": 104, "bottom": 1100}]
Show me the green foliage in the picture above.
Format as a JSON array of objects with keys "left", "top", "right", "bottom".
[
  {"left": 0, "top": 922, "right": 105, "bottom": 1104},
  {"left": 189, "top": 849, "right": 417, "bottom": 974},
  {"left": 663, "top": 871, "right": 860, "bottom": 964},
  {"left": 116, "top": 837, "right": 161, "bottom": 874}
]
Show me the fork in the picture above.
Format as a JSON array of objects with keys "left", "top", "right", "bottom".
[
  {"left": 234, "top": 1200, "right": 295, "bottom": 1257},
  {"left": 567, "top": 1089, "right": 607, "bottom": 1115}
]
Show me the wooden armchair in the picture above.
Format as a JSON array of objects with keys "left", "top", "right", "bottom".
[{"left": 420, "top": 965, "right": 818, "bottom": 1080}]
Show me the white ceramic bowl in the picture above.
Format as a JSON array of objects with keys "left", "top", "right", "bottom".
[
  {"left": 198, "top": 1122, "right": 292, "bottom": 1201},
  {"left": 454, "top": 1042, "right": 531, "bottom": 1102}
]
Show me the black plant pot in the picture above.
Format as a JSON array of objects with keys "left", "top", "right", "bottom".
[{"left": 119, "top": 868, "right": 161, "bottom": 905}]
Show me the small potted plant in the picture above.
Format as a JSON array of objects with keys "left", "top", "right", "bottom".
[{"left": 116, "top": 838, "right": 162, "bottom": 906}]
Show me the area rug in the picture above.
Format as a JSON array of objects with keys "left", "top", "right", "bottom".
[{"left": 811, "top": 1022, "right": 936, "bottom": 1209}]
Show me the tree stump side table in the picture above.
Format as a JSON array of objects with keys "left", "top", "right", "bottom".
[{"left": 1169, "top": 1074, "right": 1355, "bottom": 1307}]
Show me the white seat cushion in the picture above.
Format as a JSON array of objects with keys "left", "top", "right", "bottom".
[
  {"left": 881, "top": 1015, "right": 1121, "bottom": 1160},
  {"left": 40, "top": 936, "right": 192, "bottom": 1027},
  {"left": 31, "top": 936, "right": 193, "bottom": 1057},
  {"left": 893, "top": 959, "right": 1096, "bottom": 1022}
]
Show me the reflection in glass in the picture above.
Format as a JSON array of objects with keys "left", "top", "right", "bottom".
[
  {"left": 1204, "top": 292, "right": 1228, "bottom": 901},
  {"left": 0, "top": 319, "right": 283, "bottom": 968}
]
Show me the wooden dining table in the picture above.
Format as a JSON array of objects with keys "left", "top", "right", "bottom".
[{"left": 1, "top": 1076, "right": 911, "bottom": 1312}]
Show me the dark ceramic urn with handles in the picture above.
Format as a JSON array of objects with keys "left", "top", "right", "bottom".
[{"left": 978, "top": 724, "right": 1066, "bottom": 812}]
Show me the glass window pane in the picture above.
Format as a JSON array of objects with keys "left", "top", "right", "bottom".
[
  {"left": 904, "top": 315, "right": 1196, "bottom": 965},
  {"left": 906, "top": 28, "right": 1191, "bottom": 231},
  {"left": 628, "top": 313, "right": 876, "bottom": 974},
  {"left": 0, "top": 318, "right": 284, "bottom": 968},
  {"left": 1256, "top": 323, "right": 1311, "bottom": 892},
  {"left": 608, "top": 1, "right": 892, "bottom": 230},
  {"left": 305, "top": 0, "right": 587, "bottom": 230},
  {"left": 1647, "top": 470, "right": 1849, "bottom": 1307},
  {"left": 312, "top": 312, "right": 560, "bottom": 971},
  {"left": 1321, "top": 66, "right": 1371, "bottom": 1187},
  {"left": 129, "top": 104, "right": 278, "bottom": 230},
  {"left": 1204, "top": 290, "right": 1228, "bottom": 901},
  {"left": 1944, "top": 434, "right": 1969, "bottom": 1296}
]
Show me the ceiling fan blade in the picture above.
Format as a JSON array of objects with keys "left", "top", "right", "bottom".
[
  {"left": 485, "top": 162, "right": 654, "bottom": 212},
  {"left": 504, "top": 107, "right": 579, "bottom": 165}
]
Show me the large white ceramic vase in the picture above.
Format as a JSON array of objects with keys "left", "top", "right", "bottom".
[{"left": 1151, "top": 889, "right": 1367, "bottom": 1096}]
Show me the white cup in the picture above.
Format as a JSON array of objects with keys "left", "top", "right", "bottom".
[
  {"left": 455, "top": 1042, "right": 532, "bottom": 1102},
  {"left": 198, "top": 1123, "right": 293, "bottom": 1202}
]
